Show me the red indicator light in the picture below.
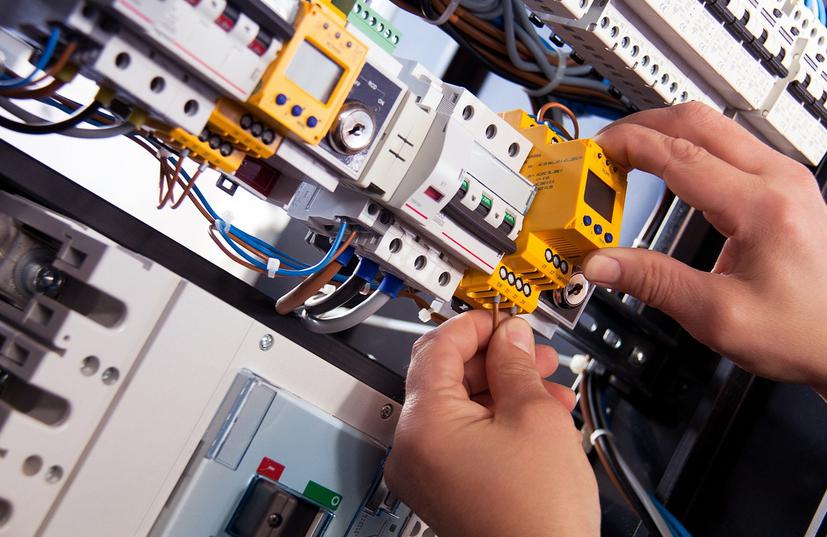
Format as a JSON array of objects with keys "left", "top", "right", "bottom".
[
  {"left": 256, "top": 457, "right": 285, "bottom": 481},
  {"left": 425, "top": 186, "right": 444, "bottom": 201}
]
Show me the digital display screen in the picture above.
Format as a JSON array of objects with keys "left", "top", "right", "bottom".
[
  {"left": 285, "top": 41, "right": 344, "bottom": 103},
  {"left": 584, "top": 170, "right": 616, "bottom": 222}
]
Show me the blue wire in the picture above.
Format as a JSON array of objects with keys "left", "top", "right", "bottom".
[
  {"left": 216, "top": 218, "right": 348, "bottom": 277},
  {"left": 650, "top": 495, "right": 693, "bottom": 537},
  {"left": 0, "top": 27, "right": 61, "bottom": 88},
  {"left": 805, "top": 0, "right": 812, "bottom": 8},
  {"left": 819, "top": 0, "right": 826, "bottom": 25},
  {"left": 167, "top": 157, "right": 309, "bottom": 270}
]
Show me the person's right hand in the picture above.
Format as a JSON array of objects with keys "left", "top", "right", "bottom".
[{"left": 583, "top": 103, "right": 827, "bottom": 398}]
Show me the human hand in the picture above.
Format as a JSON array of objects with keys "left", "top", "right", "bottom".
[
  {"left": 385, "top": 311, "right": 599, "bottom": 537},
  {"left": 584, "top": 103, "right": 827, "bottom": 397}
]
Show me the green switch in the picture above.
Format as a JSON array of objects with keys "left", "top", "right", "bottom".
[
  {"left": 480, "top": 194, "right": 493, "bottom": 209},
  {"left": 303, "top": 480, "right": 343, "bottom": 512}
]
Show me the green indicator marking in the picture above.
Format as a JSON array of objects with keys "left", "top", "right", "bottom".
[
  {"left": 481, "top": 194, "right": 493, "bottom": 209},
  {"left": 460, "top": 179, "right": 469, "bottom": 191},
  {"left": 504, "top": 212, "right": 516, "bottom": 226},
  {"left": 303, "top": 480, "right": 343, "bottom": 511}
]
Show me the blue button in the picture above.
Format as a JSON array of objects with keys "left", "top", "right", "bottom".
[
  {"left": 276, "top": 93, "right": 287, "bottom": 105},
  {"left": 594, "top": 224, "right": 603, "bottom": 235},
  {"left": 605, "top": 233, "right": 614, "bottom": 244},
  {"left": 306, "top": 116, "right": 318, "bottom": 128},
  {"left": 291, "top": 105, "right": 302, "bottom": 117},
  {"left": 583, "top": 215, "right": 592, "bottom": 226}
]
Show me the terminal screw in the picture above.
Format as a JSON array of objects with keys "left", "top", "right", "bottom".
[
  {"left": 259, "top": 334, "right": 274, "bottom": 351},
  {"left": 380, "top": 404, "right": 394, "bottom": 420}
]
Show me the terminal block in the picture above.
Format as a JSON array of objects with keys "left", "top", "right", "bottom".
[
  {"left": 455, "top": 260, "right": 541, "bottom": 314},
  {"left": 208, "top": 99, "right": 283, "bottom": 160},
  {"left": 156, "top": 126, "right": 246, "bottom": 173}
]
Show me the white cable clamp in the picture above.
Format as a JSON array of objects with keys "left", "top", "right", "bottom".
[
  {"left": 589, "top": 428, "right": 614, "bottom": 446},
  {"left": 418, "top": 308, "right": 433, "bottom": 323},
  {"left": 266, "top": 257, "right": 281, "bottom": 278}
]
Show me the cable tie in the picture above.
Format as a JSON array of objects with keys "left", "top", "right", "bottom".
[
  {"left": 589, "top": 428, "right": 614, "bottom": 446},
  {"left": 267, "top": 257, "right": 281, "bottom": 278}
]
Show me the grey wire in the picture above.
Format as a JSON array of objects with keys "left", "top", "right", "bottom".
[
  {"left": 614, "top": 448, "right": 673, "bottom": 537},
  {"left": 300, "top": 289, "right": 390, "bottom": 334},
  {"left": 503, "top": 0, "right": 542, "bottom": 72},
  {"left": 0, "top": 98, "right": 133, "bottom": 139}
]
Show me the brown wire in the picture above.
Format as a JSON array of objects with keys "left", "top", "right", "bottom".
[
  {"left": 399, "top": 290, "right": 447, "bottom": 324},
  {"left": 273, "top": 231, "right": 357, "bottom": 314},
  {"left": 171, "top": 165, "right": 205, "bottom": 209},
  {"left": 158, "top": 152, "right": 186, "bottom": 209},
  {"left": 208, "top": 225, "right": 266, "bottom": 273},
  {"left": 537, "top": 101, "right": 580, "bottom": 139},
  {"left": 0, "top": 42, "right": 77, "bottom": 97}
]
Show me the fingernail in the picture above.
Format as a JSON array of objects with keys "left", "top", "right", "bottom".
[
  {"left": 506, "top": 319, "right": 533, "bottom": 355},
  {"left": 584, "top": 253, "right": 622, "bottom": 285}
]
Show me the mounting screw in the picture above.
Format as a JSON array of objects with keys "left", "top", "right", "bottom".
[
  {"left": 380, "top": 404, "right": 394, "bottom": 420},
  {"left": 267, "top": 513, "right": 283, "bottom": 528},
  {"left": 33, "top": 266, "right": 65, "bottom": 297},
  {"left": 259, "top": 334, "right": 274, "bottom": 351},
  {"left": 629, "top": 347, "right": 647, "bottom": 366}
]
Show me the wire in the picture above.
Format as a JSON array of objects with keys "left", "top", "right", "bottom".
[
  {"left": 0, "top": 98, "right": 133, "bottom": 138},
  {"left": 492, "top": 293, "right": 501, "bottom": 331},
  {"left": 537, "top": 101, "right": 580, "bottom": 139},
  {"left": 0, "top": 98, "right": 101, "bottom": 134},
  {"left": 208, "top": 225, "right": 266, "bottom": 273},
  {"left": 274, "top": 232, "right": 357, "bottom": 313},
  {"left": 581, "top": 373, "right": 672, "bottom": 536},
  {"left": 0, "top": 27, "right": 61, "bottom": 89},
  {"left": 2, "top": 41, "right": 77, "bottom": 97},
  {"left": 650, "top": 495, "right": 693, "bottom": 537},
  {"left": 304, "top": 269, "right": 367, "bottom": 316},
  {"left": 300, "top": 288, "right": 391, "bottom": 334}
]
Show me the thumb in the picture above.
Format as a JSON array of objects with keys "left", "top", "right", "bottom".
[
  {"left": 485, "top": 318, "right": 549, "bottom": 413},
  {"left": 582, "top": 247, "right": 727, "bottom": 334}
]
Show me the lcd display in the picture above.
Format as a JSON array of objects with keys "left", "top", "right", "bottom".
[
  {"left": 584, "top": 170, "right": 616, "bottom": 222},
  {"left": 284, "top": 41, "right": 344, "bottom": 103}
]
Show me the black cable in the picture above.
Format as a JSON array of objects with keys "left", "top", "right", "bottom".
[
  {"left": 304, "top": 271, "right": 365, "bottom": 316},
  {"left": 586, "top": 374, "right": 667, "bottom": 536},
  {"left": 0, "top": 100, "right": 101, "bottom": 135}
]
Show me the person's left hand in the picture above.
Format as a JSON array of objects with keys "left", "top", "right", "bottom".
[{"left": 385, "top": 311, "right": 599, "bottom": 537}]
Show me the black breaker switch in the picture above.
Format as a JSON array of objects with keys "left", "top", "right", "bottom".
[{"left": 227, "top": 477, "right": 324, "bottom": 537}]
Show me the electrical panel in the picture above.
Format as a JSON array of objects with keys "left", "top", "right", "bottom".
[{"left": 530, "top": 0, "right": 827, "bottom": 165}]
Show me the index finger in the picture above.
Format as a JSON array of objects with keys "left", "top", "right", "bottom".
[
  {"left": 595, "top": 122, "right": 761, "bottom": 236},
  {"left": 405, "top": 310, "right": 493, "bottom": 403},
  {"left": 602, "top": 103, "right": 790, "bottom": 175}
]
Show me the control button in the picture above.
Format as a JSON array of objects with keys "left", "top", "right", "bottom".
[
  {"left": 545, "top": 249, "right": 553, "bottom": 263},
  {"left": 552, "top": 254, "right": 561, "bottom": 268},
  {"left": 507, "top": 272, "right": 516, "bottom": 285},
  {"left": 251, "top": 121, "right": 264, "bottom": 137},
  {"left": 240, "top": 114, "right": 254, "bottom": 130},
  {"left": 276, "top": 93, "right": 287, "bottom": 105},
  {"left": 560, "top": 260, "right": 569, "bottom": 274},
  {"left": 291, "top": 105, "right": 303, "bottom": 117},
  {"left": 499, "top": 266, "right": 508, "bottom": 280},
  {"left": 261, "top": 129, "right": 276, "bottom": 145},
  {"left": 524, "top": 284, "right": 531, "bottom": 297},
  {"left": 594, "top": 224, "right": 603, "bottom": 235},
  {"left": 307, "top": 116, "right": 318, "bottom": 127},
  {"left": 583, "top": 215, "right": 593, "bottom": 226},
  {"left": 515, "top": 278, "right": 523, "bottom": 291},
  {"left": 605, "top": 233, "right": 614, "bottom": 244}
]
